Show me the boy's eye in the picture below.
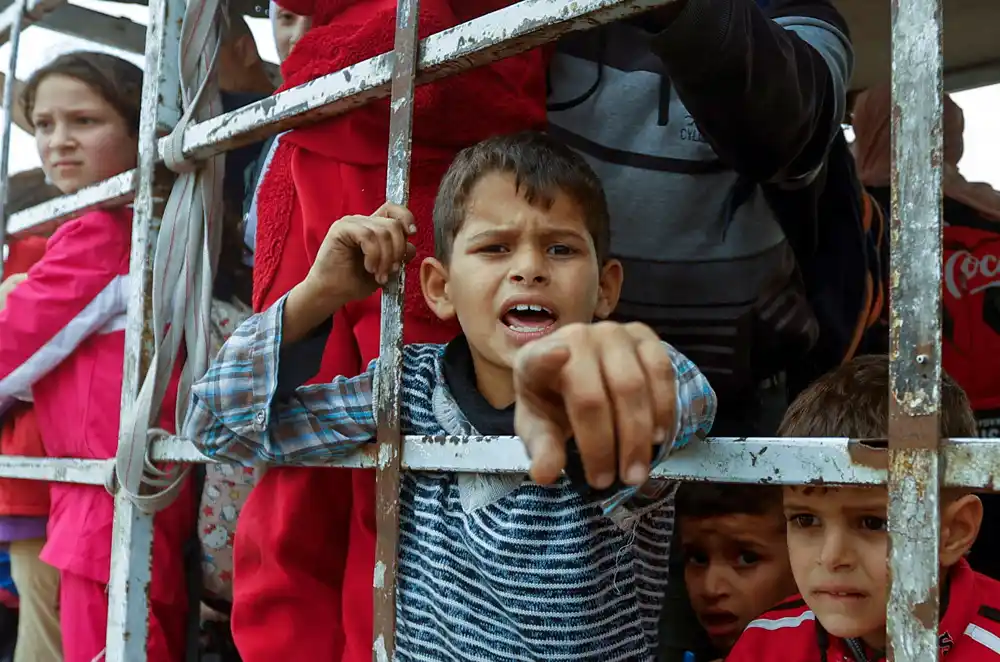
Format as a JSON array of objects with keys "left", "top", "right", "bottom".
[
  {"left": 683, "top": 550, "right": 708, "bottom": 567},
  {"left": 75, "top": 117, "right": 95, "bottom": 125},
  {"left": 478, "top": 244, "right": 508, "bottom": 254},
  {"left": 860, "top": 516, "right": 887, "bottom": 532},
  {"left": 736, "top": 550, "right": 761, "bottom": 566},
  {"left": 788, "top": 513, "right": 818, "bottom": 529},
  {"left": 547, "top": 244, "right": 574, "bottom": 256}
]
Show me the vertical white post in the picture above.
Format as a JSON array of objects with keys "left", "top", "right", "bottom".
[
  {"left": 105, "top": 0, "right": 183, "bottom": 657},
  {"left": 372, "top": 0, "right": 419, "bottom": 659},
  {"left": 0, "top": 0, "right": 25, "bottom": 282},
  {"left": 887, "top": 0, "right": 945, "bottom": 659}
]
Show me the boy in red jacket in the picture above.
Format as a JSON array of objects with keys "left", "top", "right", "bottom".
[
  {"left": 727, "top": 355, "right": 1000, "bottom": 662},
  {"left": 233, "top": 2, "right": 546, "bottom": 661}
]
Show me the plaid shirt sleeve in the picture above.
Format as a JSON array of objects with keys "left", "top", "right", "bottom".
[
  {"left": 600, "top": 342, "right": 717, "bottom": 515},
  {"left": 184, "top": 294, "right": 377, "bottom": 466}
]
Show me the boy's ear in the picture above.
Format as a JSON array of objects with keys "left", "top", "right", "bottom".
[
  {"left": 594, "top": 258, "right": 623, "bottom": 321},
  {"left": 420, "top": 257, "right": 456, "bottom": 321},
  {"left": 940, "top": 494, "right": 983, "bottom": 567}
]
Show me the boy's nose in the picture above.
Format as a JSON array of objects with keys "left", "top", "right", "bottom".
[
  {"left": 817, "top": 528, "right": 854, "bottom": 569},
  {"left": 509, "top": 251, "right": 548, "bottom": 284},
  {"left": 702, "top": 564, "right": 732, "bottom": 598}
]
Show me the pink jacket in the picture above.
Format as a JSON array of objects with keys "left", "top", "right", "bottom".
[{"left": 0, "top": 208, "right": 193, "bottom": 604}]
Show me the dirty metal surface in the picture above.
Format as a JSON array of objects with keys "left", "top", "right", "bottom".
[
  {"left": 7, "top": 170, "right": 135, "bottom": 238},
  {"left": 0, "top": 0, "right": 25, "bottom": 282},
  {"left": 886, "top": 0, "right": 945, "bottom": 659},
  {"left": 0, "top": 0, "right": 64, "bottom": 46},
  {"left": 105, "top": 0, "right": 181, "bottom": 656},
  {"left": 6, "top": 0, "right": 683, "bottom": 240},
  {"left": 372, "top": 0, "right": 419, "bottom": 658},
  {"left": 0, "top": 456, "right": 110, "bottom": 485},
  {"left": 147, "top": 435, "right": 1000, "bottom": 490}
]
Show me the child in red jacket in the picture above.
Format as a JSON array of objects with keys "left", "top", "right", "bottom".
[
  {"left": 233, "top": 2, "right": 547, "bottom": 661},
  {"left": 727, "top": 355, "right": 1000, "bottom": 662}
]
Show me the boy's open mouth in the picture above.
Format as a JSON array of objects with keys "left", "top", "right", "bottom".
[{"left": 502, "top": 303, "right": 558, "bottom": 334}]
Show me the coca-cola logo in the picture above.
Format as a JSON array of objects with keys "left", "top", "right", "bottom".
[{"left": 944, "top": 250, "right": 1000, "bottom": 299}]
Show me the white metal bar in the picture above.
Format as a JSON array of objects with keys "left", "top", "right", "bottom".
[
  {"left": 105, "top": 0, "right": 183, "bottom": 656},
  {"left": 0, "top": 456, "right": 109, "bottom": 484},
  {"left": 0, "top": 0, "right": 25, "bottom": 281},
  {"left": 887, "top": 0, "right": 945, "bottom": 658},
  {"left": 143, "top": 436, "right": 1000, "bottom": 491},
  {"left": 372, "top": 0, "right": 419, "bottom": 658},
  {"left": 0, "top": 0, "right": 65, "bottom": 45},
  {"left": 36, "top": 3, "right": 145, "bottom": 54},
  {"left": 7, "top": 0, "right": 683, "bottom": 240},
  {"left": 7, "top": 170, "right": 135, "bottom": 236}
]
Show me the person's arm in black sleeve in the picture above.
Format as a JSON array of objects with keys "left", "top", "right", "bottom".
[{"left": 648, "top": 0, "right": 853, "bottom": 184}]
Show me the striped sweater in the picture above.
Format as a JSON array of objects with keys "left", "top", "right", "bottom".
[{"left": 185, "top": 295, "right": 717, "bottom": 660}]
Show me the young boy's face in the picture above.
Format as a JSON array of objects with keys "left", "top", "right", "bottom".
[
  {"left": 681, "top": 511, "right": 796, "bottom": 652},
  {"left": 422, "top": 171, "right": 621, "bottom": 403},
  {"left": 783, "top": 486, "right": 889, "bottom": 650}
]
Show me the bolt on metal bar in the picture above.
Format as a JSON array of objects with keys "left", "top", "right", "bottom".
[
  {"left": 372, "top": 0, "right": 419, "bottom": 658},
  {"left": 0, "top": 0, "right": 25, "bottom": 282},
  {"left": 887, "top": 0, "right": 945, "bottom": 658},
  {"left": 104, "top": 0, "right": 183, "bottom": 656},
  {"left": 6, "top": 0, "right": 683, "bottom": 241}
]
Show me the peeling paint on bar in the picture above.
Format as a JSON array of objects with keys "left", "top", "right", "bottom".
[
  {"left": 6, "top": 0, "right": 683, "bottom": 239},
  {"left": 0, "top": 456, "right": 110, "bottom": 485},
  {"left": 372, "top": 0, "right": 419, "bottom": 657},
  {"left": 147, "top": 436, "right": 1000, "bottom": 490},
  {"left": 105, "top": 0, "right": 183, "bottom": 657},
  {"left": 887, "top": 0, "right": 945, "bottom": 659},
  {"left": 7, "top": 170, "right": 136, "bottom": 238}
]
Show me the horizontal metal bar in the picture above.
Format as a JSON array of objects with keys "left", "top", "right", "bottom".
[
  {"left": 8, "top": 0, "right": 679, "bottom": 238},
  {"left": 8, "top": 170, "right": 135, "bottom": 237},
  {"left": 0, "top": 456, "right": 109, "bottom": 484},
  {"left": 36, "top": 3, "right": 145, "bottom": 54},
  {"left": 148, "top": 437, "right": 1000, "bottom": 490},
  {"left": 1, "top": 437, "right": 996, "bottom": 489},
  {"left": 0, "top": 0, "right": 66, "bottom": 46}
]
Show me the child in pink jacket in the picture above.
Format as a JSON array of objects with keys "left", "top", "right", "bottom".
[{"left": 0, "top": 52, "right": 193, "bottom": 662}]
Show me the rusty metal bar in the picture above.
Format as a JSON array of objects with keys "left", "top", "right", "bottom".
[
  {"left": 105, "top": 0, "right": 183, "bottom": 656},
  {"left": 7, "top": 0, "right": 683, "bottom": 240},
  {"left": 0, "top": 456, "right": 110, "bottom": 484},
  {"left": 0, "top": 0, "right": 25, "bottom": 282},
  {"left": 144, "top": 436, "right": 1000, "bottom": 490},
  {"left": 887, "top": 0, "right": 945, "bottom": 658},
  {"left": 372, "top": 0, "right": 419, "bottom": 658},
  {"left": 7, "top": 170, "right": 135, "bottom": 237}
]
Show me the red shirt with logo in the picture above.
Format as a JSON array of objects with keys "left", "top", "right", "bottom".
[{"left": 726, "top": 559, "right": 1000, "bottom": 661}]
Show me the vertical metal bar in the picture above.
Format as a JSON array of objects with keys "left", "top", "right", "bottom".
[
  {"left": 372, "top": 0, "right": 419, "bottom": 659},
  {"left": 105, "top": 0, "right": 182, "bottom": 657},
  {"left": 0, "top": 0, "right": 25, "bottom": 282},
  {"left": 887, "top": 0, "right": 944, "bottom": 659}
]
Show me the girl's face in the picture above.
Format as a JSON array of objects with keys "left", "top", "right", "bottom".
[
  {"left": 273, "top": 7, "right": 311, "bottom": 62},
  {"left": 31, "top": 74, "right": 137, "bottom": 195}
]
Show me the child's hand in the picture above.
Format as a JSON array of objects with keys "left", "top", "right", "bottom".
[
  {"left": 306, "top": 202, "right": 418, "bottom": 305},
  {"left": 513, "top": 321, "right": 677, "bottom": 489},
  {"left": 283, "top": 204, "right": 417, "bottom": 344}
]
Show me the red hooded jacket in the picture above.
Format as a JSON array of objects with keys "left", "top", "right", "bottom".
[
  {"left": 233, "top": 3, "right": 547, "bottom": 661},
  {"left": 0, "top": 236, "right": 50, "bottom": 518},
  {"left": 726, "top": 559, "right": 1000, "bottom": 661}
]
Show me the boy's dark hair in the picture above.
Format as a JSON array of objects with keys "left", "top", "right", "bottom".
[
  {"left": 22, "top": 52, "right": 142, "bottom": 135},
  {"left": 433, "top": 131, "right": 610, "bottom": 263},
  {"left": 676, "top": 482, "right": 783, "bottom": 522},
  {"left": 779, "top": 354, "right": 977, "bottom": 439}
]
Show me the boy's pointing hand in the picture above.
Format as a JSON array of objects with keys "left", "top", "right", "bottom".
[{"left": 513, "top": 321, "right": 677, "bottom": 490}]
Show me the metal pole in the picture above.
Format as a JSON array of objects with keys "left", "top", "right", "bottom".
[
  {"left": 887, "top": 0, "right": 945, "bottom": 659},
  {"left": 0, "top": 0, "right": 25, "bottom": 282},
  {"left": 104, "top": 0, "right": 183, "bottom": 656},
  {"left": 373, "top": 0, "right": 419, "bottom": 658}
]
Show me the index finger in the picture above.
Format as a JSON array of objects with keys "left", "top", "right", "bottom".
[{"left": 374, "top": 202, "right": 416, "bottom": 232}]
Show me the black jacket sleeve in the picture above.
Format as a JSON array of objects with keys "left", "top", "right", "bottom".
[{"left": 651, "top": 0, "right": 853, "bottom": 183}]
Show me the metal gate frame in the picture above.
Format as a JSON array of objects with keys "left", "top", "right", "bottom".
[{"left": 0, "top": 0, "right": 967, "bottom": 660}]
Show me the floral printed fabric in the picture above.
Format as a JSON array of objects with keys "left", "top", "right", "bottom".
[{"left": 199, "top": 297, "right": 256, "bottom": 601}]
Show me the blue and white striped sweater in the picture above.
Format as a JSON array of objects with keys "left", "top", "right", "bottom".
[{"left": 186, "top": 298, "right": 718, "bottom": 661}]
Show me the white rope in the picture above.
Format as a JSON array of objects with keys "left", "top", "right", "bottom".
[{"left": 112, "top": 0, "right": 227, "bottom": 513}]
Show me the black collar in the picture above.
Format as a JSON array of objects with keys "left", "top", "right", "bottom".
[{"left": 442, "top": 335, "right": 515, "bottom": 436}]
